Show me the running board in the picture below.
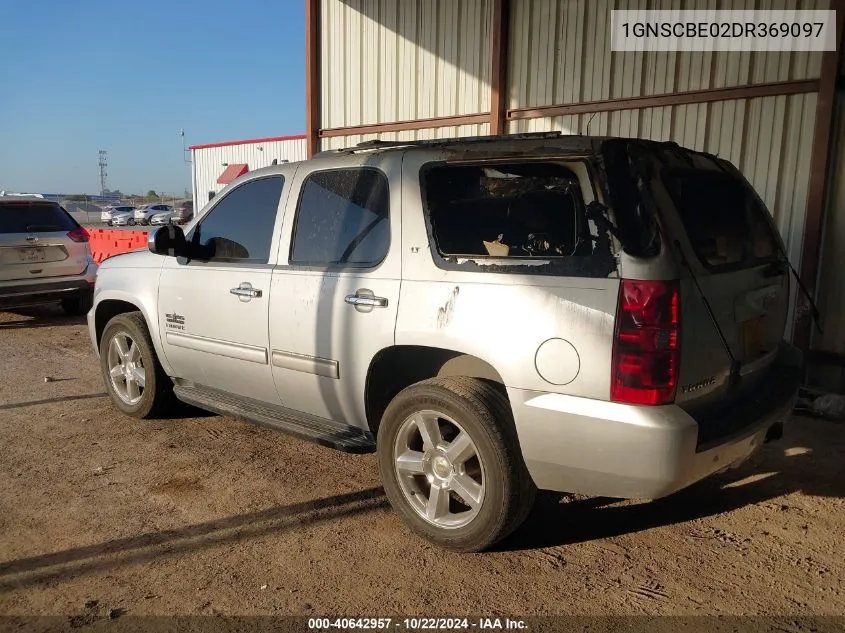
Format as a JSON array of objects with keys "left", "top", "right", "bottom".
[{"left": 172, "top": 384, "right": 376, "bottom": 454}]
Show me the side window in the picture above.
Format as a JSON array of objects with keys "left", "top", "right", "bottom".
[
  {"left": 192, "top": 176, "right": 284, "bottom": 263},
  {"left": 290, "top": 168, "right": 389, "bottom": 266},
  {"left": 423, "top": 162, "right": 594, "bottom": 258}
]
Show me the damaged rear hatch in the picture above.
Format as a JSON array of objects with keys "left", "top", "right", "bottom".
[{"left": 602, "top": 139, "right": 796, "bottom": 440}]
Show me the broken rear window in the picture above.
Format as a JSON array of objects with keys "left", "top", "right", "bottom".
[
  {"left": 662, "top": 169, "right": 780, "bottom": 271},
  {"left": 423, "top": 162, "right": 601, "bottom": 261}
]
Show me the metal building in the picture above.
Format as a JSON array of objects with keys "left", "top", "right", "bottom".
[
  {"left": 190, "top": 134, "right": 307, "bottom": 205},
  {"left": 304, "top": 0, "right": 844, "bottom": 383}
]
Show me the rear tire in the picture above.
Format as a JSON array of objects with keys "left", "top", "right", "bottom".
[
  {"left": 61, "top": 293, "right": 93, "bottom": 316},
  {"left": 377, "top": 377, "right": 536, "bottom": 553},
  {"left": 99, "top": 312, "right": 175, "bottom": 419}
]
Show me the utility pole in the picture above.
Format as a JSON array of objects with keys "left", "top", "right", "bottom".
[
  {"left": 180, "top": 128, "right": 190, "bottom": 163},
  {"left": 98, "top": 150, "right": 108, "bottom": 196},
  {"left": 180, "top": 128, "right": 192, "bottom": 202}
]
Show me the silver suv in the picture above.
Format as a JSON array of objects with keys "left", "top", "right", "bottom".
[
  {"left": 88, "top": 134, "right": 801, "bottom": 552},
  {"left": 1, "top": 196, "right": 97, "bottom": 315}
]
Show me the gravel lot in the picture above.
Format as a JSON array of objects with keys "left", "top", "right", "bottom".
[{"left": 0, "top": 305, "right": 843, "bottom": 618}]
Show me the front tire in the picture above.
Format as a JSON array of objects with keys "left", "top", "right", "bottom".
[
  {"left": 99, "top": 312, "right": 174, "bottom": 419},
  {"left": 377, "top": 377, "right": 536, "bottom": 552},
  {"left": 127, "top": 218, "right": 136, "bottom": 226}
]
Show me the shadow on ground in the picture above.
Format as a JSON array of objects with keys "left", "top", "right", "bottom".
[
  {"left": 0, "top": 306, "right": 86, "bottom": 329},
  {"left": 1, "top": 404, "right": 841, "bottom": 591},
  {"left": 501, "top": 415, "right": 845, "bottom": 551},
  {"left": 0, "top": 392, "right": 107, "bottom": 411},
  {"left": 0, "top": 487, "right": 388, "bottom": 592}
]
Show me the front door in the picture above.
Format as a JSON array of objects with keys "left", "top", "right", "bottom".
[
  {"left": 157, "top": 175, "right": 288, "bottom": 404},
  {"left": 269, "top": 162, "right": 401, "bottom": 429}
]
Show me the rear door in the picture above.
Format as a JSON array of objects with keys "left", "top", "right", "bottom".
[
  {"left": 620, "top": 143, "right": 789, "bottom": 409},
  {"left": 0, "top": 200, "right": 90, "bottom": 281},
  {"left": 269, "top": 160, "right": 401, "bottom": 428}
]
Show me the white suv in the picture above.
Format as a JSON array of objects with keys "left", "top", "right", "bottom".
[
  {"left": 102, "top": 205, "right": 136, "bottom": 226},
  {"left": 134, "top": 204, "right": 173, "bottom": 226},
  {"left": 88, "top": 134, "right": 801, "bottom": 552}
]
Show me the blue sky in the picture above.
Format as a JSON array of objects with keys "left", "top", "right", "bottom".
[{"left": 0, "top": 0, "right": 305, "bottom": 196}]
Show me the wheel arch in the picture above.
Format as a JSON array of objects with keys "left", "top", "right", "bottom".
[
  {"left": 364, "top": 345, "right": 508, "bottom": 434},
  {"left": 93, "top": 292, "right": 174, "bottom": 377},
  {"left": 95, "top": 298, "right": 141, "bottom": 350}
]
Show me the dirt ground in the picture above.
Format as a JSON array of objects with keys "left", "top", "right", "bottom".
[{"left": 0, "top": 305, "right": 843, "bottom": 619}]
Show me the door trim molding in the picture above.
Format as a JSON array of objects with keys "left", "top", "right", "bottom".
[
  {"left": 271, "top": 349, "right": 339, "bottom": 379},
  {"left": 166, "top": 331, "right": 268, "bottom": 365}
]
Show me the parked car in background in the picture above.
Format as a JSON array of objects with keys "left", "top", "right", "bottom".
[
  {"left": 174, "top": 201, "right": 193, "bottom": 225},
  {"left": 88, "top": 133, "right": 801, "bottom": 553},
  {"left": 134, "top": 204, "right": 173, "bottom": 226},
  {"left": 101, "top": 205, "right": 136, "bottom": 226},
  {"left": 111, "top": 208, "right": 136, "bottom": 226},
  {"left": 150, "top": 210, "right": 176, "bottom": 226},
  {"left": 1, "top": 195, "right": 96, "bottom": 315}
]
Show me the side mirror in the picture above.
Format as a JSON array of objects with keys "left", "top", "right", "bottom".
[{"left": 149, "top": 225, "right": 188, "bottom": 257}]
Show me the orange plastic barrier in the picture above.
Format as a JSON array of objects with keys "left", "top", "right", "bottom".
[{"left": 89, "top": 229, "right": 150, "bottom": 264}]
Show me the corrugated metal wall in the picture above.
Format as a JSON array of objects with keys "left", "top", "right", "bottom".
[
  {"left": 192, "top": 138, "right": 307, "bottom": 204},
  {"left": 508, "top": 0, "right": 827, "bottom": 111},
  {"left": 321, "top": 0, "right": 492, "bottom": 128}
]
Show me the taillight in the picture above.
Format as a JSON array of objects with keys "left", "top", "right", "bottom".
[
  {"left": 67, "top": 227, "right": 89, "bottom": 243},
  {"left": 611, "top": 279, "right": 680, "bottom": 406}
]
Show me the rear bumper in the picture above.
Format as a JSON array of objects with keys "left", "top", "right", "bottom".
[
  {"left": 509, "top": 343, "right": 801, "bottom": 499},
  {"left": 0, "top": 264, "right": 96, "bottom": 310}
]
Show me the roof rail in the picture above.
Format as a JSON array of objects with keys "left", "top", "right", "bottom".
[{"left": 314, "top": 131, "right": 563, "bottom": 156}]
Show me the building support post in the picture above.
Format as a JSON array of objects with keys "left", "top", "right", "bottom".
[
  {"left": 794, "top": 2, "right": 844, "bottom": 354},
  {"left": 490, "top": 0, "right": 510, "bottom": 136},
  {"left": 305, "top": 0, "right": 321, "bottom": 158}
]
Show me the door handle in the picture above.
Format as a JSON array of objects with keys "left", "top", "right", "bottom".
[
  {"left": 230, "top": 282, "right": 262, "bottom": 299},
  {"left": 345, "top": 293, "right": 388, "bottom": 308}
]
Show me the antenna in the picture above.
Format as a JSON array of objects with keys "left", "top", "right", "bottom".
[
  {"left": 98, "top": 150, "right": 108, "bottom": 195},
  {"left": 585, "top": 111, "right": 599, "bottom": 136}
]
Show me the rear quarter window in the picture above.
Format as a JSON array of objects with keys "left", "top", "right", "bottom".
[
  {"left": 420, "top": 161, "right": 616, "bottom": 277},
  {"left": 0, "top": 202, "right": 77, "bottom": 233}
]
